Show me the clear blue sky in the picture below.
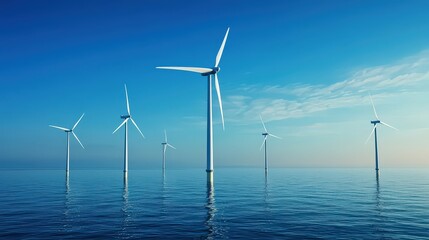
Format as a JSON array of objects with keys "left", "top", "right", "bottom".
[{"left": 1, "top": 0, "right": 429, "bottom": 170}]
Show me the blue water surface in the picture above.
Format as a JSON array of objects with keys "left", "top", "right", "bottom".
[{"left": 1, "top": 168, "right": 428, "bottom": 239}]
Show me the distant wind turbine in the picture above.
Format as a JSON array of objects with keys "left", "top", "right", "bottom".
[
  {"left": 366, "top": 95, "right": 398, "bottom": 172},
  {"left": 49, "top": 113, "right": 85, "bottom": 173},
  {"left": 161, "top": 130, "right": 176, "bottom": 171},
  {"left": 259, "top": 115, "right": 281, "bottom": 174},
  {"left": 157, "top": 27, "right": 230, "bottom": 175},
  {"left": 113, "top": 84, "right": 145, "bottom": 176}
]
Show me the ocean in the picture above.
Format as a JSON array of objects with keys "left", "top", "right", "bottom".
[{"left": 1, "top": 168, "right": 428, "bottom": 239}]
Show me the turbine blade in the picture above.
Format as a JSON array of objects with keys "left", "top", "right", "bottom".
[
  {"left": 260, "top": 136, "right": 267, "bottom": 151},
  {"left": 72, "top": 132, "right": 85, "bottom": 149},
  {"left": 125, "top": 84, "right": 130, "bottom": 115},
  {"left": 260, "top": 115, "right": 268, "bottom": 133},
  {"left": 164, "top": 130, "right": 168, "bottom": 143},
  {"left": 380, "top": 121, "right": 399, "bottom": 131},
  {"left": 215, "top": 27, "right": 230, "bottom": 67},
  {"left": 167, "top": 143, "right": 176, "bottom": 150},
  {"left": 130, "top": 118, "right": 145, "bottom": 138},
  {"left": 72, "top": 113, "right": 85, "bottom": 130},
  {"left": 268, "top": 133, "right": 282, "bottom": 139},
  {"left": 214, "top": 74, "right": 224, "bottom": 130},
  {"left": 156, "top": 66, "right": 212, "bottom": 74},
  {"left": 49, "top": 125, "right": 70, "bottom": 131},
  {"left": 370, "top": 94, "right": 379, "bottom": 120},
  {"left": 112, "top": 119, "right": 128, "bottom": 134},
  {"left": 365, "top": 125, "right": 376, "bottom": 144}
]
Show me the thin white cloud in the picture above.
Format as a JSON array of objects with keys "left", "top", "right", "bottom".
[{"left": 226, "top": 50, "right": 429, "bottom": 123}]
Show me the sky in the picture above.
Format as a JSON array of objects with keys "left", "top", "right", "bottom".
[{"left": 1, "top": 0, "right": 429, "bottom": 170}]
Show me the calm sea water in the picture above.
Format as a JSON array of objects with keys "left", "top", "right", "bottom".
[{"left": 0, "top": 168, "right": 428, "bottom": 239}]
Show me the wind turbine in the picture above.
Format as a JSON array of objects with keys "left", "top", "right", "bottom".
[
  {"left": 366, "top": 95, "right": 398, "bottom": 172},
  {"left": 156, "top": 27, "right": 230, "bottom": 175},
  {"left": 161, "top": 130, "right": 176, "bottom": 171},
  {"left": 259, "top": 115, "right": 281, "bottom": 174},
  {"left": 113, "top": 84, "right": 145, "bottom": 176},
  {"left": 49, "top": 113, "right": 85, "bottom": 173}
]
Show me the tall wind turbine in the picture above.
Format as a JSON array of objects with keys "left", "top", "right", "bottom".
[
  {"left": 113, "top": 84, "right": 145, "bottom": 176},
  {"left": 366, "top": 95, "right": 398, "bottom": 172},
  {"left": 161, "top": 130, "right": 176, "bottom": 171},
  {"left": 260, "top": 115, "right": 281, "bottom": 174},
  {"left": 157, "top": 27, "right": 230, "bottom": 175},
  {"left": 49, "top": 113, "right": 85, "bottom": 173}
]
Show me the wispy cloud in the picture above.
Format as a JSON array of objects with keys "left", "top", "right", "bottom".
[{"left": 225, "top": 50, "right": 429, "bottom": 124}]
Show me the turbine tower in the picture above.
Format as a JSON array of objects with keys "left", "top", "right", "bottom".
[
  {"left": 157, "top": 27, "right": 230, "bottom": 176},
  {"left": 259, "top": 115, "right": 281, "bottom": 174},
  {"left": 366, "top": 95, "right": 398, "bottom": 172},
  {"left": 113, "top": 84, "right": 145, "bottom": 177},
  {"left": 161, "top": 130, "right": 176, "bottom": 172},
  {"left": 49, "top": 113, "right": 85, "bottom": 174}
]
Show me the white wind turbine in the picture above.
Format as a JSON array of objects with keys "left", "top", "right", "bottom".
[
  {"left": 366, "top": 95, "right": 398, "bottom": 172},
  {"left": 49, "top": 113, "right": 85, "bottom": 173},
  {"left": 260, "top": 115, "right": 281, "bottom": 174},
  {"left": 161, "top": 130, "right": 176, "bottom": 171},
  {"left": 157, "top": 27, "right": 230, "bottom": 174},
  {"left": 113, "top": 84, "right": 145, "bottom": 176}
]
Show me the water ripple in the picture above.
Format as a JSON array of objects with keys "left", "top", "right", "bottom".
[{"left": 0, "top": 168, "right": 428, "bottom": 239}]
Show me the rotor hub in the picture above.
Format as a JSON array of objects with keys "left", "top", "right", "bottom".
[{"left": 201, "top": 67, "right": 220, "bottom": 76}]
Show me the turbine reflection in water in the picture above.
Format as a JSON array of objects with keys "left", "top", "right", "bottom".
[
  {"left": 62, "top": 174, "right": 72, "bottom": 235},
  {"left": 120, "top": 177, "right": 131, "bottom": 239},
  {"left": 161, "top": 172, "right": 167, "bottom": 216},
  {"left": 375, "top": 172, "right": 380, "bottom": 202},
  {"left": 64, "top": 174, "right": 70, "bottom": 214},
  {"left": 205, "top": 178, "right": 217, "bottom": 239},
  {"left": 264, "top": 174, "right": 269, "bottom": 211},
  {"left": 263, "top": 173, "right": 273, "bottom": 227},
  {"left": 373, "top": 172, "right": 388, "bottom": 238},
  {"left": 264, "top": 173, "right": 268, "bottom": 206},
  {"left": 375, "top": 172, "right": 383, "bottom": 216},
  {"left": 204, "top": 173, "right": 227, "bottom": 239},
  {"left": 65, "top": 174, "right": 70, "bottom": 195}
]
